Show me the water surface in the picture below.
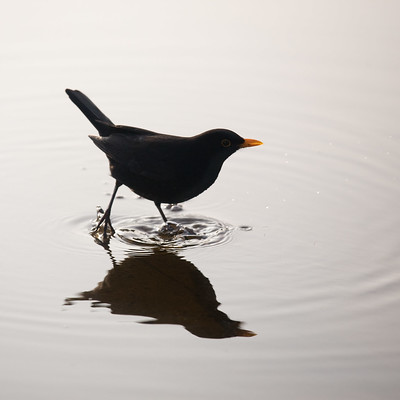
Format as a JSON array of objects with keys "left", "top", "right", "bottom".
[{"left": 1, "top": 1, "right": 400, "bottom": 399}]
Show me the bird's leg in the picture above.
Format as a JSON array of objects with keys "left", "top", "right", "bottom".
[
  {"left": 155, "top": 202, "right": 187, "bottom": 237},
  {"left": 94, "top": 181, "right": 122, "bottom": 237},
  {"left": 154, "top": 202, "right": 168, "bottom": 223}
]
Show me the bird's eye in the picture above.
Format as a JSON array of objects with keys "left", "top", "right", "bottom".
[{"left": 221, "top": 139, "right": 231, "bottom": 147}]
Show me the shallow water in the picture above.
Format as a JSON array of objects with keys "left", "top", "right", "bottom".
[{"left": 1, "top": 1, "right": 400, "bottom": 399}]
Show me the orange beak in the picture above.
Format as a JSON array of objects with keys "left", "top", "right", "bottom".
[{"left": 239, "top": 138, "right": 263, "bottom": 148}]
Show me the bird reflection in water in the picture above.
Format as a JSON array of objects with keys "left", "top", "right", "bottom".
[{"left": 66, "top": 249, "right": 255, "bottom": 339}]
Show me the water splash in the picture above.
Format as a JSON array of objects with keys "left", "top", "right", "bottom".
[{"left": 103, "top": 215, "right": 235, "bottom": 249}]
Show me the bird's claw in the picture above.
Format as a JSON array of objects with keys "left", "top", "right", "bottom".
[{"left": 91, "top": 206, "right": 115, "bottom": 242}]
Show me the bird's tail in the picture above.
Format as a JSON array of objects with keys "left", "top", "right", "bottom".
[{"left": 65, "top": 89, "right": 115, "bottom": 136}]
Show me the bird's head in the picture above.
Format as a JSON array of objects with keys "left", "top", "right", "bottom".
[{"left": 197, "top": 129, "right": 263, "bottom": 159}]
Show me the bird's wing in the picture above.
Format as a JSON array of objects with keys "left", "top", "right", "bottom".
[{"left": 90, "top": 133, "right": 185, "bottom": 181}]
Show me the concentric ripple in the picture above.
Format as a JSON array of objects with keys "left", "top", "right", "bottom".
[{"left": 92, "top": 211, "right": 235, "bottom": 249}]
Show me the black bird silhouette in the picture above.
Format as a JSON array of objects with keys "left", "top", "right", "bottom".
[{"left": 66, "top": 89, "right": 262, "bottom": 236}]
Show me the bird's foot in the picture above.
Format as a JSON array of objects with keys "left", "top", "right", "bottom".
[
  {"left": 91, "top": 206, "right": 115, "bottom": 241},
  {"left": 158, "top": 221, "right": 186, "bottom": 237},
  {"left": 157, "top": 221, "right": 197, "bottom": 239}
]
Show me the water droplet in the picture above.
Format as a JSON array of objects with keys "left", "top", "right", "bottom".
[{"left": 165, "top": 203, "right": 183, "bottom": 211}]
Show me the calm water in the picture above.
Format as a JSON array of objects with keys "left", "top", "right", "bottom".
[{"left": 1, "top": 1, "right": 400, "bottom": 399}]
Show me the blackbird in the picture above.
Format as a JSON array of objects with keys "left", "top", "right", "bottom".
[{"left": 66, "top": 89, "right": 262, "bottom": 236}]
